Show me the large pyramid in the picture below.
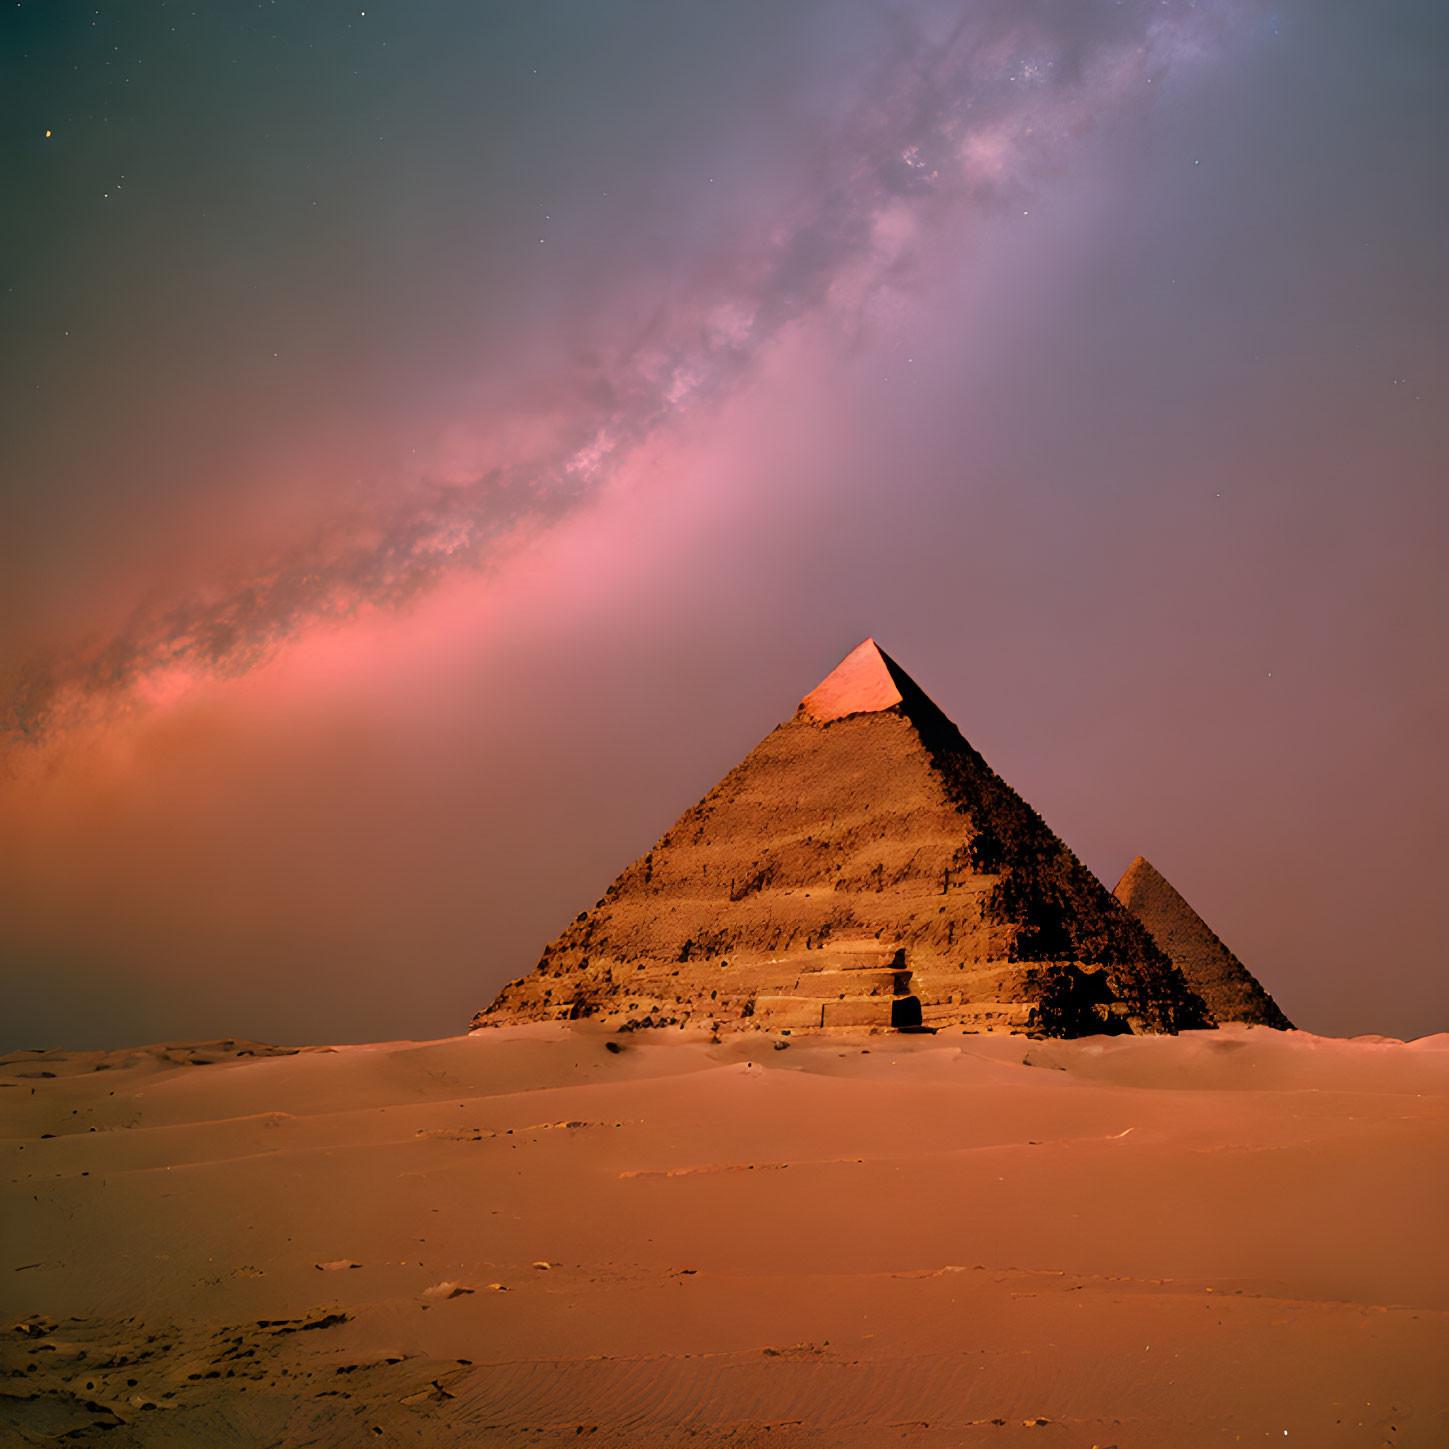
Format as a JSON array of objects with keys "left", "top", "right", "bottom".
[
  {"left": 1113, "top": 856, "right": 1293, "bottom": 1030},
  {"left": 474, "top": 640, "right": 1214, "bottom": 1037}
]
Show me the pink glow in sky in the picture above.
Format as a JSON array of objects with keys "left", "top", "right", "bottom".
[{"left": 6, "top": 0, "right": 1249, "bottom": 743}]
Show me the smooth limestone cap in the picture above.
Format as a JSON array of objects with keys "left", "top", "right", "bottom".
[{"left": 800, "top": 638, "right": 903, "bottom": 721}]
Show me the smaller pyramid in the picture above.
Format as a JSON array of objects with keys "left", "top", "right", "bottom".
[{"left": 1113, "top": 857, "right": 1293, "bottom": 1030}]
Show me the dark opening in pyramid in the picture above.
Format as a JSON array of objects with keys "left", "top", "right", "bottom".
[
  {"left": 475, "top": 639, "right": 1214, "bottom": 1037},
  {"left": 1113, "top": 856, "right": 1293, "bottom": 1030}
]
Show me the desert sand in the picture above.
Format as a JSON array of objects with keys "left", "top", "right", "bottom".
[{"left": 3, "top": 1025, "right": 1446, "bottom": 1446}]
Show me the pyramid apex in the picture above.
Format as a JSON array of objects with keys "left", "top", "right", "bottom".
[
  {"left": 1118, "top": 855, "right": 1161, "bottom": 885},
  {"left": 1114, "top": 856, "right": 1177, "bottom": 910},
  {"left": 800, "top": 638, "right": 904, "bottom": 721}
]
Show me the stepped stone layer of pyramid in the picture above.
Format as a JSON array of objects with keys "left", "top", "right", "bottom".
[
  {"left": 1113, "top": 856, "right": 1293, "bottom": 1030},
  {"left": 474, "top": 640, "right": 1214, "bottom": 1037}
]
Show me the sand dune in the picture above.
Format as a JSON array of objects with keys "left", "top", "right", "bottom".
[{"left": 3, "top": 1026, "right": 1446, "bottom": 1445}]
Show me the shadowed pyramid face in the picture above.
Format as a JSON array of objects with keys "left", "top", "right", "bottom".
[{"left": 477, "top": 641, "right": 1213, "bottom": 1038}]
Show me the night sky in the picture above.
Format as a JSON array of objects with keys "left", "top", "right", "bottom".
[{"left": 3, "top": 1, "right": 1445, "bottom": 1049}]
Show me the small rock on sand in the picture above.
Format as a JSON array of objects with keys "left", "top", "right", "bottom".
[{"left": 423, "top": 1282, "right": 474, "bottom": 1300}]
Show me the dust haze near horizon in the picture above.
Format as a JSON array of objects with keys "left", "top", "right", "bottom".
[{"left": 2, "top": 0, "right": 1445, "bottom": 1049}]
